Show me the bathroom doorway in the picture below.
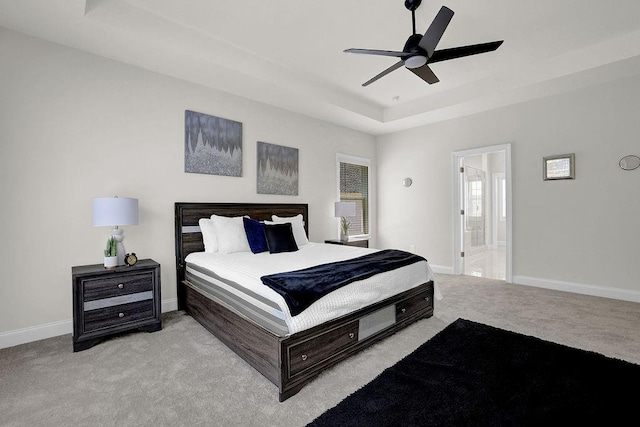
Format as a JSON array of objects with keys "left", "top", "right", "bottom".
[{"left": 453, "top": 144, "right": 512, "bottom": 282}]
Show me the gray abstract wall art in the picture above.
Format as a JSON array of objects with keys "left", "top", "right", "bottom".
[
  {"left": 257, "top": 141, "right": 299, "bottom": 195},
  {"left": 185, "top": 110, "right": 242, "bottom": 177}
]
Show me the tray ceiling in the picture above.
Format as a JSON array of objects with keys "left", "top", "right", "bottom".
[{"left": 2, "top": 0, "right": 640, "bottom": 134}]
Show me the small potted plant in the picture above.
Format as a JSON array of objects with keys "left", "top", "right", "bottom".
[
  {"left": 103, "top": 236, "right": 118, "bottom": 269},
  {"left": 340, "top": 217, "right": 350, "bottom": 242}
]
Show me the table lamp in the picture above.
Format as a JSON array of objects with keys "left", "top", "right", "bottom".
[{"left": 92, "top": 197, "right": 138, "bottom": 266}]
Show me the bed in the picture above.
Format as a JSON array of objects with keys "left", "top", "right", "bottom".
[{"left": 175, "top": 202, "right": 435, "bottom": 401}]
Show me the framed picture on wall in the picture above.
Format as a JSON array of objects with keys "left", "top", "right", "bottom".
[
  {"left": 543, "top": 153, "right": 575, "bottom": 180},
  {"left": 256, "top": 141, "right": 299, "bottom": 195},
  {"left": 184, "top": 110, "right": 243, "bottom": 177}
]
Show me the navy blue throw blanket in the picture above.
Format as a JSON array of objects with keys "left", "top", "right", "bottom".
[{"left": 261, "top": 249, "right": 426, "bottom": 317}]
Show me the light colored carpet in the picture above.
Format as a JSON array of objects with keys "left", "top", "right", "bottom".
[{"left": 1, "top": 274, "right": 639, "bottom": 426}]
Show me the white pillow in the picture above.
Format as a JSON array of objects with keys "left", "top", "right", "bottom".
[
  {"left": 271, "top": 214, "right": 309, "bottom": 246},
  {"left": 211, "top": 215, "right": 251, "bottom": 254},
  {"left": 199, "top": 218, "right": 217, "bottom": 253}
]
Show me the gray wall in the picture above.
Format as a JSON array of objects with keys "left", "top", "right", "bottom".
[
  {"left": 377, "top": 72, "right": 640, "bottom": 300},
  {"left": 0, "top": 29, "right": 376, "bottom": 341}
]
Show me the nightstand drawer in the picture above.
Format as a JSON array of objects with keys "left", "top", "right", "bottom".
[
  {"left": 83, "top": 272, "right": 154, "bottom": 301},
  {"left": 344, "top": 239, "right": 368, "bottom": 248},
  {"left": 84, "top": 300, "right": 155, "bottom": 332},
  {"left": 324, "top": 239, "right": 369, "bottom": 248}
]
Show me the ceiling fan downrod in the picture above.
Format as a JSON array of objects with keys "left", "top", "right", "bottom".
[{"left": 405, "top": 0, "right": 422, "bottom": 35}]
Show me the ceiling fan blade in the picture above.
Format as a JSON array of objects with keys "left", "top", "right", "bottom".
[
  {"left": 419, "top": 6, "right": 454, "bottom": 58},
  {"left": 362, "top": 61, "right": 404, "bottom": 86},
  {"left": 344, "top": 48, "right": 409, "bottom": 58},
  {"left": 409, "top": 64, "right": 440, "bottom": 85},
  {"left": 429, "top": 40, "right": 504, "bottom": 64}
]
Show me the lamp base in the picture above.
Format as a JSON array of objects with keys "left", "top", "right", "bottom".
[{"left": 111, "top": 228, "right": 127, "bottom": 266}]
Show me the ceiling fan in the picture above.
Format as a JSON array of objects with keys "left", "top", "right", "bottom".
[{"left": 344, "top": 0, "right": 503, "bottom": 86}]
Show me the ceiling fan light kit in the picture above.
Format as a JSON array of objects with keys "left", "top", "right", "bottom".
[
  {"left": 404, "top": 55, "right": 427, "bottom": 69},
  {"left": 344, "top": 0, "right": 503, "bottom": 86}
]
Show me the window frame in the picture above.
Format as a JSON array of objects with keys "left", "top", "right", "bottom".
[{"left": 336, "top": 153, "right": 371, "bottom": 239}]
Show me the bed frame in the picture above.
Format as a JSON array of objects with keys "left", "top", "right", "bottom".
[{"left": 175, "top": 202, "right": 434, "bottom": 401}]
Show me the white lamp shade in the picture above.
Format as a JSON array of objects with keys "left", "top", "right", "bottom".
[
  {"left": 92, "top": 197, "right": 139, "bottom": 227},
  {"left": 334, "top": 201, "right": 356, "bottom": 218}
]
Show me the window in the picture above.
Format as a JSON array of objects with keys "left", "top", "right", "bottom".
[{"left": 337, "top": 155, "right": 370, "bottom": 236}]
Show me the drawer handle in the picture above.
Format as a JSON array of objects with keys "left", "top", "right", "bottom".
[
  {"left": 348, "top": 332, "right": 355, "bottom": 339},
  {"left": 118, "top": 312, "right": 125, "bottom": 318},
  {"left": 401, "top": 308, "right": 406, "bottom": 313},
  {"left": 424, "top": 297, "right": 430, "bottom": 302},
  {"left": 301, "top": 354, "right": 308, "bottom": 361},
  {"left": 118, "top": 284, "right": 124, "bottom": 289}
]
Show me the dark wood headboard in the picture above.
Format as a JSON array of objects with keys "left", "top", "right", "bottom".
[{"left": 174, "top": 202, "right": 309, "bottom": 309}]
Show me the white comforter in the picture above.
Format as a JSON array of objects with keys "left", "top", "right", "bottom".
[{"left": 185, "top": 242, "right": 438, "bottom": 334}]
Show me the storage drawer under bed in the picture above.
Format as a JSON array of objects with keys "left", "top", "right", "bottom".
[
  {"left": 396, "top": 288, "right": 433, "bottom": 322},
  {"left": 288, "top": 321, "right": 359, "bottom": 376},
  {"left": 284, "top": 285, "right": 434, "bottom": 379}
]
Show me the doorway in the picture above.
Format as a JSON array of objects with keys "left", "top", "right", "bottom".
[{"left": 453, "top": 144, "right": 512, "bottom": 282}]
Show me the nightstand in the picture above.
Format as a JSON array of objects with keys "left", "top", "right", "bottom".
[
  {"left": 324, "top": 239, "right": 369, "bottom": 248},
  {"left": 72, "top": 259, "right": 161, "bottom": 352}
]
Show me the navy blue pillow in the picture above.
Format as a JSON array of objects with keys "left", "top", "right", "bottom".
[
  {"left": 263, "top": 223, "right": 299, "bottom": 254},
  {"left": 243, "top": 217, "right": 268, "bottom": 254}
]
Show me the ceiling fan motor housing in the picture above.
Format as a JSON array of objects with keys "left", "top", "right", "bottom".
[{"left": 404, "top": 33, "right": 425, "bottom": 55}]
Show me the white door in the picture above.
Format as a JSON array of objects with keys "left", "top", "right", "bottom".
[
  {"left": 464, "top": 165, "right": 487, "bottom": 255},
  {"left": 453, "top": 144, "right": 512, "bottom": 282}
]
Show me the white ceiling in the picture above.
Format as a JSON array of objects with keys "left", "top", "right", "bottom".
[{"left": 2, "top": 0, "right": 640, "bottom": 135}]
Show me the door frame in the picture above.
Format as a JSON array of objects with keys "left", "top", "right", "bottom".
[
  {"left": 492, "top": 172, "right": 506, "bottom": 250},
  {"left": 452, "top": 143, "right": 512, "bottom": 282}
]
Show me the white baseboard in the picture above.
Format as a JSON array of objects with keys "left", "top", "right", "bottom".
[
  {"left": 512, "top": 276, "right": 640, "bottom": 303},
  {"left": 5, "top": 275, "right": 637, "bottom": 350},
  {"left": 431, "top": 269, "right": 640, "bottom": 304},
  {"left": 0, "top": 319, "right": 73, "bottom": 350},
  {"left": 162, "top": 298, "right": 178, "bottom": 313},
  {"left": 0, "top": 298, "right": 179, "bottom": 350},
  {"left": 430, "top": 264, "right": 455, "bottom": 275}
]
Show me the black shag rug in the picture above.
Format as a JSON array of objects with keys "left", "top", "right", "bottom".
[{"left": 308, "top": 318, "right": 639, "bottom": 426}]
